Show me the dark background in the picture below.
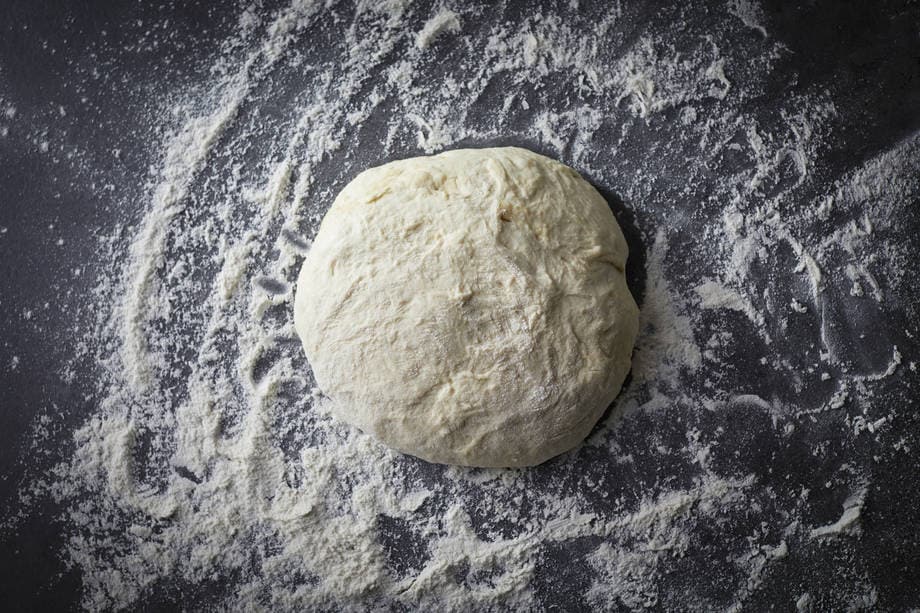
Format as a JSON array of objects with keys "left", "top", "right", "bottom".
[{"left": 1, "top": 0, "right": 919, "bottom": 610}]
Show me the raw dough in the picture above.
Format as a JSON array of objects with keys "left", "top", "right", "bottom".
[{"left": 294, "top": 147, "right": 638, "bottom": 467}]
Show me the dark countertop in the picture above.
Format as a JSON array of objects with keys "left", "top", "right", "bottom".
[{"left": 1, "top": 0, "right": 919, "bottom": 610}]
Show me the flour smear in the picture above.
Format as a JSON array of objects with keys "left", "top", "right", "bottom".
[{"left": 7, "top": 0, "right": 919, "bottom": 610}]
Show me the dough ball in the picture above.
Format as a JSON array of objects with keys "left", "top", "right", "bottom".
[{"left": 294, "top": 147, "right": 638, "bottom": 467}]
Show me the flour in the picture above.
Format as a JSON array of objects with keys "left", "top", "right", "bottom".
[
  {"left": 728, "top": 0, "right": 769, "bottom": 37},
  {"left": 809, "top": 485, "right": 866, "bottom": 539},
  {"left": 8, "top": 0, "right": 918, "bottom": 610},
  {"left": 1, "top": 98, "right": 15, "bottom": 138},
  {"left": 415, "top": 9, "right": 461, "bottom": 49},
  {"left": 631, "top": 228, "right": 703, "bottom": 390}
]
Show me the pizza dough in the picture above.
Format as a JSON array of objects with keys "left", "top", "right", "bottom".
[{"left": 294, "top": 147, "right": 639, "bottom": 467}]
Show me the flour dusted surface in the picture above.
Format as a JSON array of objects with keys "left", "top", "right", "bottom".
[{"left": 3, "top": 0, "right": 918, "bottom": 610}]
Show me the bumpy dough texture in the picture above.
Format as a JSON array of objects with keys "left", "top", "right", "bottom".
[{"left": 294, "top": 147, "right": 639, "bottom": 467}]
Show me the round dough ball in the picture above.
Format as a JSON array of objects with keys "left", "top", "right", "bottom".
[{"left": 294, "top": 147, "right": 638, "bottom": 467}]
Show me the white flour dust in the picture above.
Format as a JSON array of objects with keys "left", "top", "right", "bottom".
[{"left": 6, "top": 0, "right": 918, "bottom": 610}]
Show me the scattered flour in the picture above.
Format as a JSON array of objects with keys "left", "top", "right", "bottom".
[
  {"left": 416, "top": 9, "right": 461, "bottom": 49},
  {"left": 809, "top": 483, "right": 867, "bottom": 539},
  {"left": 6, "top": 0, "right": 917, "bottom": 610}
]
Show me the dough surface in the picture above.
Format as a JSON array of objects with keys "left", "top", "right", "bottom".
[{"left": 294, "top": 147, "right": 638, "bottom": 467}]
